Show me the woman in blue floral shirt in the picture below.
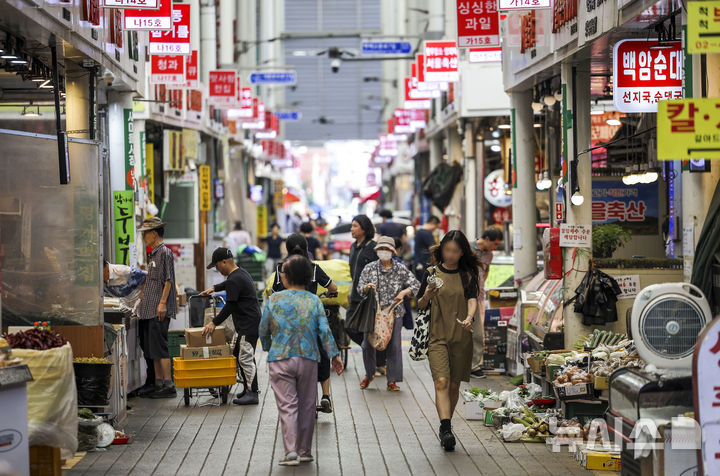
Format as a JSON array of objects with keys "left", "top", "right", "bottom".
[{"left": 259, "top": 255, "right": 344, "bottom": 467}]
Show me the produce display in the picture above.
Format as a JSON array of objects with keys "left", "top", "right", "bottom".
[
  {"left": 3, "top": 328, "right": 67, "bottom": 350},
  {"left": 74, "top": 356, "right": 111, "bottom": 364},
  {"left": 574, "top": 329, "right": 628, "bottom": 350},
  {"left": 553, "top": 366, "right": 592, "bottom": 386},
  {"left": 512, "top": 407, "right": 552, "bottom": 442},
  {"left": 590, "top": 357, "right": 644, "bottom": 377}
]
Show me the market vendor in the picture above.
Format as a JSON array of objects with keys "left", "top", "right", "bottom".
[
  {"left": 201, "top": 247, "right": 262, "bottom": 405},
  {"left": 136, "top": 217, "right": 177, "bottom": 399}
]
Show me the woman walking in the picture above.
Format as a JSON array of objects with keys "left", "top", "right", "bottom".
[
  {"left": 357, "top": 236, "right": 420, "bottom": 391},
  {"left": 416, "top": 230, "right": 480, "bottom": 451},
  {"left": 260, "top": 255, "right": 344, "bottom": 466},
  {"left": 346, "top": 215, "right": 378, "bottom": 346}
]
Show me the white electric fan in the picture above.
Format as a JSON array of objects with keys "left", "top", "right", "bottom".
[{"left": 630, "top": 283, "right": 712, "bottom": 369}]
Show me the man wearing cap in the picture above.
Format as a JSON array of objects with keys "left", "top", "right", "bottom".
[
  {"left": 136, "top": 217, "right": 177, "bottom": 398},
  {"left": 200, "top": 247, "right": 262, "bottom": 405}
]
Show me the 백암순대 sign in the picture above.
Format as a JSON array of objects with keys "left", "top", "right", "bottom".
[
  {"left": 124, "top": 0, "right": 172, "bottom": 30},
  {"left": 658, "top": 98, "right": 720, "bottom": 160},
  {"left": 687, "top": 1, "right": 720, "bottom": 54},
  {"left": 612, "top": 39, "right": 683, "bottom": 113},
  {"left": 456, "top": 1, "right": 500, "bottom": 47},
  {"left": 559, "top": 224, "right": 591, "bottom": 248},
  {"left": 424, "top": 41, "right": 459, "bottom": 82},
  {"left": 149, "top": 3, "right": 191, "bottom": 54},
  {"left": 591, "top": 180, "right": 659, "bottom": 234}
]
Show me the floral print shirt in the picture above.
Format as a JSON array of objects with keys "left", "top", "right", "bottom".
[
  {"left": 259, "top": 290, "right": 339, "bottom": 363},
  {"left": 358, "top": 260, "right": 420, "bottom": 318}
]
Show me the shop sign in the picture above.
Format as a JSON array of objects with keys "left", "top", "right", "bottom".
[
  {"left": 469, "top": 47, "right": 501, "bottom": 62},
  {"left": 378, "top": 134, "right": 398, "bottom": 157},
  {"left": 558, "top": 224, "right": 591, "bottom": 248},
  {"left": 591, "top": 180, "right": 658, "bottom": 234},
  {"left": 257, "top": 205, "right": 268, "bottom": 238},
  {"left": 577, "top": 0, "right": 617, "bottom": 47},
  {"left": 185, "top": 50, "right": 199, "bottom": 88},
  {"left": 552, "top": 0, "right": 578, "bottom": 49},
  {"left": 208, "top": 70, "right": 237, "bottom": 106},
  {"left": 520, "top": 10, "right": 536, "bottom": 54},
  {"left": 273, "top": 179, "right": 284, "bottom": 209},
  {"left": 124, "top": 0, "right": 172, "bottom": 30},
  {"left": 149, "top": 3, "right": 191, "bottom": 54},
  {"left": 658, "top": 98, "right": 720, "bottom": 160},
  {"left": 163, "top": 130, "right": 183, "bottom": 171},
  {"left": 150, "top": 55, "right": 185, "bottom": 84},
  {"left": 612, "top": 39, "right": 683, "bottom": 113},
  {"left": 555, "top": 202, "right": 564, "bottom": 221},
  {"left": 410, "top": 109, "right": 427, "bottom": 129},
  {"left": 423, "top": 41, "right": 459, "bottom": 82},
  {"left": 124, "top": 109, "right": 135, "bottom": 190},
  {"left": 199, "top": 165, "right": 211, "bottom": 211},
  {"left": 249, "top": 71, "right": 297, "bottom": 85},
  {"left": 456, "top": 1, "right": 500, "bottom": 48},
  {"left": 499, "top": 0, "right": 551, "bottom": 10},
  {"left": 182, "top": 128, "right": 199, "bottom": 160},
  {"left": 693, "top": 315, "right": 720, "bottom": 476},
  {"left": 615, "top": 275, "right": 640, "bottom": 299},
  {"left": 113, "top": 190, "right": 135, "bottom": 266},
  {"left": 275, "top": 111, "right": 301, "bottom": 121},
  {"left": 81, "top": 0, "right": 101, "bottom": 25},
  {"left": 492, "top": 207, "right": 512, "bottom": 224},
  {"left": 361, "top": 41, "right": 412, "bottom": 54},
  {"left": 484, "top": 169, "right": 512, "bottom": 208},
  {"left": 415, "top": 54, "right": 448, "bottom": 92},
  {"left": 145, "top": 142, "right": 154, "bottom": 202},
  {"left": 104, "top": 0, "right": 158, "bottom": 9},
  {"left": 688, "top": 1, "right": 720, "bottom": 54},
  {"left": 394, "top": 109, "right": 413, "bottom": 133},
  {"left": 110, "top": 9, "right": 124, "bottom": 47},
  {"left": 74, "top": 193, "right": 99, "bottom": 285}
]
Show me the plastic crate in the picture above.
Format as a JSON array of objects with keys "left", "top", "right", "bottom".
[
  {"left": 168, "top": 330, "right": 186, "bottom": 358},
  {"left": 172, "top": 357, "right": 236, "bottom": 388},
  {"left": 175, "top": 367, "right": 235, "bottom": 379},
  {"left": 174, "top": 357, "right": 235, "bottom": 370},
  {"left": 236, "top": 255, "right": 264, "bottom": 282},
  {"left": 561, "top": 399, "right": 608, "bottom": 422}
]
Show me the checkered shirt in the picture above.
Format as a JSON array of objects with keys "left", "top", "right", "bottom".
[{"left": 137, "top": 243, "right": 177, "bottom": 320}]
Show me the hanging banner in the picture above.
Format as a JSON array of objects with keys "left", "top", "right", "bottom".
[
  {"left": 113, "top": 190, "right": 135, "bottom": 266},
  {"left": 124, "top": 108, "right": 135, "bottom": 190},
  {"left": 185, "top": 50, "right": 199, "bottom": 88},
  {"left": 456, "top": 0, "right": 500, "bottom": 47},
  {"left": 124, "top": 0, "right": 172, "bottom": 30},
  {"left": 424, "top": 41, "right": 459, "bottom": 82},
  {"left": 149, "top": 3, "right": 191, "bottom": 54},
  {"left": 150, "top": 54, "right": 185, "bottom": 84},
  {"left": 199, "top": 165, "right": 211, "bottom": 211},
  {"left": 688, "top": 1, "right": 720, "bottom": 54},
  {"left": 378, "top": 134, "right": 398, "bottom": 157},
  {"left": 612, "top": 39, "right": 683, "bottom": 113},
  {"left": 658, "top": 98, "right": 720, "bottom": 160},
  {"left": 104, "top": 0, "right": 159, "bottom": 9},
  {"left": 208, "top": 70, "right": 237, "bottom": 106},
  {"left": 591, "top": 180, "right": 659, "bottom": 234}
]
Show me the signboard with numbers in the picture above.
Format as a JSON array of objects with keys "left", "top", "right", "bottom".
[
  {"left": 124, "top": 0, "right": 172, "bottom": 30},
  {"left": 456, "top": 0, "right": 500, "bottom": 47},
  {"left": 658, "top": 98, "right": 720, "bottom": 160},
  {"left": 199, "top": 165, "right": 211, "bottom": 211},
  {"left": 499, "top": 0, "right": 551, "bottom": 10},
  {"left": 424, "top": 41, "right": 459, "bottom": 82},
  {"left": 688, "top": 1, "right": 720, "bottom": 54},
  {"left": 469, "top": 47, "right": 502, "bottom": 62},
  {"left": 150, "top": 55, "right": 185, "bottom": 84},
  {"left": 559, "top": 224, "right": 591, "bottom": 247},
  {"left": 591, "top": 180, "right": 659, "bottom": 234},
  {"left": 208, "top": 70, "right": 237, "bottom": 106},
  {"left": 185, "top": 50, "right": 198, "bottom": 88},
  {"left": 612, "top": 39, "right": 683, "bottom": 113},
  {"left": 104, "top": 0, "right": 158, "bottom": 9},
  {"left": 149, "top": 3, "right": 191, "bottom": 54}
]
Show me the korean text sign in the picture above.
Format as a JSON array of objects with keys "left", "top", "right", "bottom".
[
  {"left": 124, "top": 0, "right": 172, "bottom": 30},
  {"left": 185, "top": 50, "right": 199, "bottom": 88},
  {"left": 612, "top": 39, "right": 683, "bottom": 113},
  {"left": 687, "top": 1, "right": 720, "bottom": 54},
  {"left": 591, "top": 180, "right": 659, "bottom": 234},
  {"left": 499, "top": 0, "right": 551, "bottom": 10},
  {"left": 104, "top": 0, "right": 158, "bottom": 9},
  {"left": 424, "top": 41, "right": 459, "bottom": 82},
  {"left": 456, "top": 1, "right": 500, "bottom": 47},
  {"left": 199, "top": 165, "right": 211, "bottom": 211},
  {"left": 658, "top": 98, "right": 720, "bottom": 160},
  {"left": 208, "top": 70, "right": 237, "bottom": 106},
  {"left": 559, "top": 224, "right": 591, "bottom": 248},
  {"left": 150, "top": 55, "right": 185, "bottom": 84},
  {"left": 113, "top": 190, "right": 135, "bottom": 265},
  {"left": 149, "top": 3, "right": 191, "bottom": 55},
  {"left": 124, "top": 109, "right": 135, "bottom": 190}
]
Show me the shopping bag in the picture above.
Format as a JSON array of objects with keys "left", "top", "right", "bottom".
[
  {"left": 345, "top": 288, "right": 377, "bottom": 334},
  {"left": 409, "top": 306, "right": 431, "bottom": 361},
  {"left": 369, "top": 301, "right": 401, "bottom": 351}
]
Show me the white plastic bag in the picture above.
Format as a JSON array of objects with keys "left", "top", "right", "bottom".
[{"left": 501, "top": 423, "right": 527, "bottom": 442}]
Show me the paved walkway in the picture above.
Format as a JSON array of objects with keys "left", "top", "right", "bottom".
[{"left": 67, "top": 348, "right": 604, "bottom": 476}]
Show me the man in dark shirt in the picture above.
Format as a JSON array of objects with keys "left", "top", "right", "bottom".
[
  {"left": 413, "top": 215, "right": 440, "bottom": 278},
  {"left": 300, "top": 222, "right": 324, "bottom": 260},
  {"left": 201, "top": 247, "right": 262, "bottom": 405},
  {"left": 376, "top": 209, "right": 407, "bottom": 240}
]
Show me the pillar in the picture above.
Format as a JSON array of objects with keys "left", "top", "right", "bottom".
[
  {"left": 200, "top": 0, "right": 217, "bottom": 84},
  {"left": 107, "top": 91, "right": 134, "bottom": 194},
  {"left": 464, "top": 121, "right": 477, "bottom": 238},
  {"left": 511, "top": 89, "right": 538, "bottom": 283},
  {"left": 447, "top": 125, "right": 463, "bottom": 231},
  {"left": 429, "top": 135, "right": 443, "bottom": 169},
  {"left": 476, "top": 134, "right": 486, "bottom": 234},
  {"left": 561, "top": 61, "right": 592, "bottom": 347}
]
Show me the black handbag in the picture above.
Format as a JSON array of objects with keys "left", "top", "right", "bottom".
[{"left": 345, "top": 288, "right": 377, "bottom": 334}]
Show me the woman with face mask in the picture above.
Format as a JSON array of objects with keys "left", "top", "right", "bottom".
[{"left": 357, "top": 236, "right": 420, "bottom": 392}]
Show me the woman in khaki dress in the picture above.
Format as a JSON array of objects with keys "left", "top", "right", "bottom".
[{"left": 416, "top": 230, "right": 480, "bottom": 451}]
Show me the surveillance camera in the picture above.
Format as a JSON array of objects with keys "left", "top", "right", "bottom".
[
  {"left": 103, "top": 71, "right": 115, "bottom": 87},
  {"left": 330, "top": 59, "right": 341, "bottom": 74}
]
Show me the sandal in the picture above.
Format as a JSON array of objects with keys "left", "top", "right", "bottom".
[
  {"left": 375, "top": 366, "right": 387, "bottom": 376},
  {"left": 387, "top": 382, "right": 400, "bottom": 392},
  {"left": 360, "top": 377, "right": 374, "bottom": 389}
]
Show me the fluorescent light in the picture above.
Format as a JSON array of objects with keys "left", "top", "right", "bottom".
[
  {"left": 11, "top": 59, "right": 28, "bottom": 65},
  {"left": 533, "top": 123, "right": 542, "bottom": 128},
  {"left": 1, "top": 54, "right": 16, "bottom": 59},
  {"left": 642, "top": 171, "right": 658, "bottom": 183},
  {"left": 590, "top": 109, "right": 604, "bottom": 115},
  {"left": 606, "top": 118, "right": 621, "bottom": 126},
  {"left": 497, "top": 124, "right": 511, "bottom": 130},
  {"left": 38, "top": 79, "right": 53, "bottom": 89},
  {"left": 571, "top": 191, "right": 584, "bottom": 206}
]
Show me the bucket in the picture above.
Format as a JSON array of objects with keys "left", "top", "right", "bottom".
[{"left": 73, "top": 362, "right": 113, "bottom": 406}]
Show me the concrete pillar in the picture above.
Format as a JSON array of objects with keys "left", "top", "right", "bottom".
[
  {"left": 446, "top": 125, "right": 464, "bottom": 230},
  {"left": 561, "top": 61, "right": 592, "bottom": 347},
  {"left": 511, "top": 89, "right": 538, "bottom": 283},
  {"left": 464, "top": 122, "right": 477, "bottom": 238},
  {"left": 476, "top": 135, "right": 486, "bottom": 233},
  {"left": 200, "top": 0, "right": 217, "bottom": 83},
  {"left": 429, "top": 135, "right": 443, "bottom": 169},
  {"left": 218, "top": 0, "right": 235, "bottom": 67}
]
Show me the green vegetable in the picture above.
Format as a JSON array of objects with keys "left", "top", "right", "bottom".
[
  {"left": 513, "top": 417, "right": 531, "bottom": 427},
  {"left": 78, "top": 408, "right": 95, "bottom": 420}
]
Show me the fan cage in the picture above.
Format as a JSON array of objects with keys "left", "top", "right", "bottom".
[{"left": 639, "top": 296, "right": 705, "bottom": 359}]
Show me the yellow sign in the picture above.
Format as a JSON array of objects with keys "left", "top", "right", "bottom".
[
  {"left": 199, "top": 165, "right": 211, "bottom": 211},
  {"left": 182, "top": 129, "right": 199, "bottom": 160},
  {"left": 272, "top": 179, "right": 284, "bottom": 209},
  {"left": 145, "top": 144, "right": 154, "bottom": 204},
  {"left": 688, "top": 1, "right": 720, "bottom": 54},
  {"left": 257, "top": 205, "right": 268, "bottom": 238},
  {"left": 658, "top": 98, "right": 720, "bottom": 160}
]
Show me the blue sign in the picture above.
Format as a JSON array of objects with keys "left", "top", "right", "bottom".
[
  {"left": 249, "top": 71, "right": 297, "bottom": 85},
  {"left": 274, "top": 111, "right": 302, "bottom": 121},
  {"left": 591, "top": 180, "right": 659, "bottom": 235},
  {"left": 361, "top": 41, "right": 412, "bottom": 55}
]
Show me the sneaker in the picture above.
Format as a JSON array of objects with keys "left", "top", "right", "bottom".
[
  {"left": 149, "top": 385, "right": 177, "bottom": 399},
  {"left": 298, "top": 455, "right": 314, "bottom": 463},
  {"left": 440, "top": 428, "right": 456, "bottom": 452},
  {"left": 470, "top": 369, "right": 487, "bottom": 379},
  {"left": 137, "top": 384, "right": 160, "bottom": 398},
  {"left": 233, "top": 391, "right": 259, "bottom": 405},
  {"left": 279, "top": 453, "right": 299, "bottom": 466},
  {"left": 318, "top": 395, "right": 332, "bottom": 413},
  {"left": 360, "top": 377, "right": 374, "bottom": 389}
]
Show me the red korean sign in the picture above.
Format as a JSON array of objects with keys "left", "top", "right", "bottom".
[
  {"left": 378, "top": 134, "right": 398, "bottom": 157},
  {"left": 208, "top": 70, "right": 237, "bottom": 106},
  {"left": 149, "top": 3, "right": 191, "bottom": 54},
  {"left": 394, "top": 109, "right": 413, "bottom": 133},
  {"left": 104, "top": 0, "right": 159, "bottom": 9},
  {"left": 124, "top": 0, "right": 172, "bottom": 30},
  {"left": 81, "top": 0, "right": 101, "bottom": 26},
  {"left": 151, "top": 55, "right": 184, "bottom": 84},
  {"left": 185, "top": 50, "right": 198, "bottom": 88},
  {"left": 612, "top": 39, "right": 683, "bottom": 113},
  {"left": 456, "top": 1, "right": 500, "bottom": 48},
  {"left": 404, "top": 78, "right": 431, "bottom": 109},
  {"left": 424, "top": 41, "right": 459, "bottom": 82}
]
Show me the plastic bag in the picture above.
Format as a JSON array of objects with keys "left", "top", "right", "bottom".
[
  {"left": 524, "top": 383, "right": 542, "bottom": 399},
  {"left": 77, "top": 417, "right": 102, "bottom": 451},
  {"left": 501, "top": 423, "right": 527, "bottom": 442},
  {"left": 12, "top": 343, "right": 78, "bottom": 457},
  {"left": 499, "top": 389, "right": 526, "bottom": 410}
]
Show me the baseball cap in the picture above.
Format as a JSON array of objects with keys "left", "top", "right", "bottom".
[{"left": 207, "top": 247, "right": 233, "bottom": 269}]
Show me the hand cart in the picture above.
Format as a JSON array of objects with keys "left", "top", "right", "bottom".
[{"left": 175, "top": 295, "right": 237, "bottom": 407}]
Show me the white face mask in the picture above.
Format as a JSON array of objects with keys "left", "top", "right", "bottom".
[{"left": 377, "top": 250, "right": 393, "bottom": 262}]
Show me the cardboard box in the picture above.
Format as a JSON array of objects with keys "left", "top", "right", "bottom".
[
  {"left": 583, "top": 451, "right": 621, "bottom": 471},
  {"left": 184, "top": 326, "right": 226, "bottom": 347},
  {"left": 180, "top": 344, "right": 231, "bottom": 360},
  {"left": 464, "top": 401, "right": 484, "bottom": 420}
]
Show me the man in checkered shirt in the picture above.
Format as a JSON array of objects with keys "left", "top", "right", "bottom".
[{"left": 136, "top": 217, "right": 177, "bottom": 398}]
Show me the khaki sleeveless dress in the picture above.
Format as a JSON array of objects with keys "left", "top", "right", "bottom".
[{"left": 427, "top": 266, "right": 474, "bottom": 382}]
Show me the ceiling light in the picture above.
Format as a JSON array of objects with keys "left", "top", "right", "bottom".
[
  {"left": 571, "top": 191, "right": 584, "bottom": 206},
  {"left": 543, "top": 95, "right": 556, "bottom": 106},
  {"left": 554, "top": 90, "right": 563, "bottom": 101},
  {"left": 38, "top": 79, "right": 53, "bottom": 89},
  {"left": 11, "top": 57, "right": 28, "bottom": 65},
  {"left": 533, "top": 123, "right": 542, "bottom": 128},
  {"left": 497, "top": 124, "right": 511, "bottom": 129},
  {"left": 536, "top": 171, "right": 552, "bottom": 190},
  {"left": 490, "top": 144, "right": 502, "bottom": 152},
  {"left": 606, "top": 118, "right": 622, "bottom": 126},
  {"left": 531, "top": 101, "right": 544, "bottom": 112},
  {"left": 590, "top": 109, "right": 604, "bottom": 115},
  {"left": 491, "top": 130, "right": 501, "bottom": 138},
  {"left": 642, "top": 171, "right": 658, "bottom": 183},
  {"left": 1, "top": 53, "right": 16, "bottom": 59}
]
